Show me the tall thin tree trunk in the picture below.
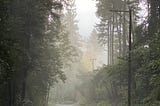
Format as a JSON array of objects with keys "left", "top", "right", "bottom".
[
  {"left": 108, "top": 20, "right": 110, "bottom": 65},
  {"left": 111, "top": 13, "right": 115, "bottom": 64},
  {"left": 109, "top": 18, "right": 112, "bottom": 65},
  {"left": 116, "top": 14, "right": 122, "bottom": 57},
  {"left": 122, "top": 0, "right": 127, "bottom": 56}
]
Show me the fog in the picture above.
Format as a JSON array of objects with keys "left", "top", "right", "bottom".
[{"left": 1, "top": 0, "right": 160, "bottom": 106}]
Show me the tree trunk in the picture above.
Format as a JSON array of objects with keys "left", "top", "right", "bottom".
[
  {"left": 111, "top": 13, "right": 115, "bottom": 64},
  {"left": 116, "top": 14, "right": 122, "bottom": 57},
  {"left": 109, "top": 18, "right": 112, "bottom": 65},
  {"left": 122, "top": 0, "right": 127, "bottom": 56},
  {"left": 108, "top": 20, "right": 111, "bottom": 65}
]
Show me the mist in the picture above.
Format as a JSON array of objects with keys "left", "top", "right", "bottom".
[{"left": 0, "top": 0, "right": 160, "bottom": 106}]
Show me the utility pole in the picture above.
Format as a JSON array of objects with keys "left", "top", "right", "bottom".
[
  {"left": 90, "top": 59, "right": 96, "bottom": 71},
  {"left": 110, "top": 7, "right": 132, "bottom": 106},
  {"left": 128, "top": 8, "right": 132, "bottom": 106}
]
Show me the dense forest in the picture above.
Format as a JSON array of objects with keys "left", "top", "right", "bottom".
[
  {"left": 78, "top": 0, "right": 160, "bottom": 106},
  {"left": 0, "top": 0, "right": 160, "bottom": 106},
  {"left": 0, "top": 0, "right": 78, "bottom": 106}
]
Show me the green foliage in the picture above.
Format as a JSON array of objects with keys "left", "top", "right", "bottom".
[
  {"left": 0, "top": 0, "right": 73, "bottom": 106},
  {"left": 78, "top": 1, "right": 160, "bottom": 106},
  {"left": 97, "top": 101, "right": 111, "bottom": 106}
]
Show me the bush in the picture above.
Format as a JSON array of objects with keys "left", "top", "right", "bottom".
[{"left": 97, "top": 101, "right": 111, "bottom": 106}]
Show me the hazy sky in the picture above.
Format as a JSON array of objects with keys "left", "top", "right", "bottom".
[{"left": 75, "top": 0, "right": 98, "bottom": 37}]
